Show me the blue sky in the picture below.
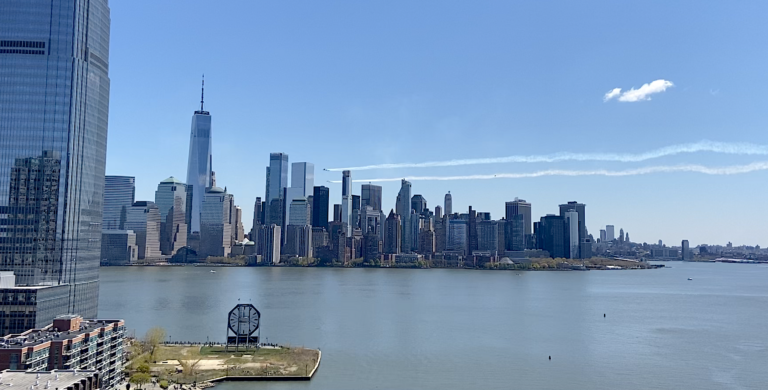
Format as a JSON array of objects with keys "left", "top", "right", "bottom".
[{"left": 106, "top": 1, "right": 768, "bottom": 247}]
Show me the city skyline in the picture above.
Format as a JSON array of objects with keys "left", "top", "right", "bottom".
[{"left": 104, "top": 1, "right": 768, "bottom": 246}]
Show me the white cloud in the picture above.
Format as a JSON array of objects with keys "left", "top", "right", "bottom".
[
  {"left": 603, "top": 88, "right": 622, "bottom": 101},
  {"left": 603, "top": 79, "right": 674, "bottom": 102}
]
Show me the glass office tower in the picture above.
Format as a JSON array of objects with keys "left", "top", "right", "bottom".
[
  {"left": 185, "top": 81, "right": 213, "bottom": 234},
  {"left": 0, "top": 0, "right": 111, "bottom": 318}
]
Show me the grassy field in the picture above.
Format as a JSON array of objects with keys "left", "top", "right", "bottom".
[{"left": 136, "top": 344, "right": 320, "bottom": 383}]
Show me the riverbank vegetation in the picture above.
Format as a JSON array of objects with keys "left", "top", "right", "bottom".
[{"left": 126, "top": 328, "right": 320, "bottom": 384}]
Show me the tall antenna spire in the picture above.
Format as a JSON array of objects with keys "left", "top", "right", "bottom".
[{"left": 200, "top": 74, "right": 205, "bottom": 111}]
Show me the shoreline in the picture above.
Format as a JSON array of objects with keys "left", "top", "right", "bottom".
[{"left": 103, "top": 259, "right": 664, "bottom": 271}]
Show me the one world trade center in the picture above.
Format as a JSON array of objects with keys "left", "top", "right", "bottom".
[{"left": 186, "top": 79, "right": 213, "bottom": 236}]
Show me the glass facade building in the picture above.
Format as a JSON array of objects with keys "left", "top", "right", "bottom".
[
  {"left": 0, "top": 0, "right": 111, "bottom": 318},
  {"left": 185, "top": 85, "right": 213, "bottom": 235},
  {"left": 265, "top": 153, "right": 288, "bottom": 226},
  {"left": 103, "top": 176, "right": 135, "bottom": 230}
]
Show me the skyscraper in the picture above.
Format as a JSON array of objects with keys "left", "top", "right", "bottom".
[
  {"left": 537, "top": 215, "right": 567, "bottom": 259},
  {"left": 396, "top": 180, "right": 412, "bottom": 252},
  {"left": 0, "top": 0, "right": 111, "bottom": 318},
  {"left": 341, "top": 170, "right": 352, "bottom": 236},
  {"left": 124, "top": 202, "right": 162, "bottom": 261},
  {"left": 564, "top": 210, "right": 579, "bottom": 259},
  {"left": 154, "top": 177, "right": 188, "bottom": 255},
  {"left": 312, "top": 186, "right": 330, "bottom": 230},
  {"left": 383, "top": 210, "right": 401, "bottom": 255},
  {"left": 599, "top": 229, "right": 607, "bottom": 243},
  {"left": 681, "top": 240, "right": 690, "bottom": 261},
  {"left": 265, "top": 153, "right": 289, "bottom": 226},
  {"left": 558, "top": 201, "right": 586, "bottom": 244},
  {"left": 288, "top": 198, "right": 311, "bottom": 226},
  {"left": 103, "top": 176, "right": 136, "bottom": 230},
  {"left": 361, "top": 184, "right": 382, "bottom": 211},
  {"left": 285, "top": 162, "right": 314, "bottom": 225},
  {"left": 505, "top": 198, "right": 532, "bottom": 237},
  {"left": 186, "top": 79, "right": 213, "bottom": 235},
  {"left": 444, "top": 192, "right": 453, "bottom": 216},
  {"left": 606, "top": 225, "right": 615, "bottom": 241},
  {"left": 411, "top": 195, "right": 427, "bottom": 215},
  {"left": 199, "top": 187, "right": 233, "bottom": 258}
]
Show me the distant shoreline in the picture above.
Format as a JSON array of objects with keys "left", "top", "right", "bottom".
[{"left": 102, "top": 258, "right": 665, "bottom": 271}]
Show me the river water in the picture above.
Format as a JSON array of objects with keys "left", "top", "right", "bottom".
[{"left": 98, "top": 262, "right": 768, "bottom": 390}]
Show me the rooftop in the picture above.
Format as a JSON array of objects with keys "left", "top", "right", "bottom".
[
  {"left": 0, "top": 318, "right": 124, "bottom": 349},
  {"left": 160, "top": 176, "right": 184, "bottom": 184},
  {"left": 0, "top": 370, "right": 99, "bottom": 389}
]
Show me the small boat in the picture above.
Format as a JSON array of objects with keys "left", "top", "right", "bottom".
[
  {"left": 687, "top": 277, "right": 693, "bottom": 281},
  {"left": 210, "top": 270, "right": 216, "bottom": 273}
]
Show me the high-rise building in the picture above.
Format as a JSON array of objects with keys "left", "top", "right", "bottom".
[
  {"left": 599, "top": 229, "right": 607, "bottom": 243},
  {"left": 559, "top": 201, "right": 586, "bottom": 244},
  {"left": 285, "top": 162, "right": 314, "bottom": 225},
  {"left": 447, "top": 219, "right": 468, "bottom": 253},
  {"left": 361, "top": 184, "right": 382, "bottom": 211},
  {"left": 0, "top": 0, "right": 111, "bottom": 318},
  {"left": 255, "top": 224, "right": 281, "bottom": 264},
  {"left": 199, "top": 187, "right": 233, "bottom": 258},
  {"left": 411, "top": 195, "right": 427, "bottom": 215},
  {"left": 606, "top": 225, "right": 615, "bottom": 241},
  {"left": 435, "top": 205, "right": 443, "bottom": 220},
  {"left": 505, "top": 198, "right": 532, "bottom": 237},
  {"left": 681, "top": 240, "right": 690, "bottom": 261},
  {"left": 289, "top": 198, "right": 311, "bottom": 226},
  {"left": 124, "top": 201, "right": 162, "bottom": 260},
  {"left": 396, "top": 180, "right": 412, "bottom": 252},
  {"left": 186, "top": 79, "right": 213, "bottom": 235},
  {"left": 360, "top": 206, "right": 382, "bottom": 236},
  {"left": 103, "top": 176, "right": 135, "bottom": 230},
  {"left": 619, "top": 228, "right": 625, "bottom": 244},
  {"left": 233, "top": 206, "right": 245, "bottom": 242},
  {"left": 100, "top": 230, "right": 138, "bottom": 266},
  {"left": 383, "top": 210, "right": 401, "bottom": 255},
  {"left": 351, "top": 194, "right": 361, "bottom": 229},
  {"left": 537, "top": 215, "right": 567, "bottom": 259},
  {"left": 312, "top": 186, "right": 330, "bottom": 230},
  {"left": 444, "top": 192, "right": 453, "bottom": 216},
  {"left": 284, "top": 225, "right": 312, "bottom": 258},
  {"left": 333, "top": 204, "right": 342, "bottom": 222},
  {"left": 477, "top": 220, "right": 499, "bottom": 252},
  {"left": 467, "top": 207, "right": 478, "bottom": 254},
  {"left": 505, "top": 214, "right": 526, "bottom": 251},
  {"left": 155, "top": 177, "right": 188, "bottom": 255},
  {"left": 564, "top": 210, "right": 580, "bottom": 259},
  {"left": 341, "top": 170, "right": 352, "bottom": 236},
  {"left": 265, "top": 153, "right": 289, "bottom": 226},
  {"left": 249, "top": 197, "right": 263, "bottom": 240}
]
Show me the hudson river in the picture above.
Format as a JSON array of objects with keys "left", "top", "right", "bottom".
[{"left": 99, "top": 263, "right": 768, "bottom": 389}]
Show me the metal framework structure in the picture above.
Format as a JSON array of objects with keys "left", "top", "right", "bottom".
[{"left": 226, "top": 303, "right": 260, "bottom": 351}]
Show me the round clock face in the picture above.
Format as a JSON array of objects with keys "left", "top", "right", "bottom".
[{"left": 228, "top": 305, "right": 260, "bottom": 335}]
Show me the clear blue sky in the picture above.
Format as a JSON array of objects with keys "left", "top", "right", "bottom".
[{"left": 106, "top": 1, "right": 768, "bottom": 247}]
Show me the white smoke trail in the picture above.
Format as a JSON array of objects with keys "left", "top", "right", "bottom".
[
  {"left": 329, "top": 161, "right": 768, "bottom": 183},
  {"left": 325, "top": 140, "right": 768, "bottom": 171}
]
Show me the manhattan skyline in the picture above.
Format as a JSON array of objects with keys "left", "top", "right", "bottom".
[{"left": 104, "top": 1, "right": 768, "bottom": 246}]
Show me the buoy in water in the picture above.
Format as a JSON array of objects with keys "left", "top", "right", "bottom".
[
  {"left": 604, "top": 313, "right": 606, "bottom": 318},
  {"left": 548, "top": 356, "right": 551, "bottom": 360}
]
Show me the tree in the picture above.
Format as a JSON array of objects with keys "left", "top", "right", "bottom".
[
  {"left": 144, "top": 327, "right": 167, "bottom": 361},
  {"left": 179, "top": 359, "right": 202, "bottom": 378},
  {"left": 130, "top": 373, "right": 151, "bottom": 389},
  {"left": 137, "top": 363, "right": 151, "bottom": 374},
  {"left": 159, "top": 380, "right": 169, "bottom": 389}
]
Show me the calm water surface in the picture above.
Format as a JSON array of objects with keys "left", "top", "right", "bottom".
[{"left": 99, "top": 263, "right": 768, "bottom": 390}]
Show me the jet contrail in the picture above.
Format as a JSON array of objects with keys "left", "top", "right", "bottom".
[
  {"left": 328, "top": 161, "right": 768, "bottom": 183},
  {"left": 325, "top": 140, "right": 768, "bottom": 171}
]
